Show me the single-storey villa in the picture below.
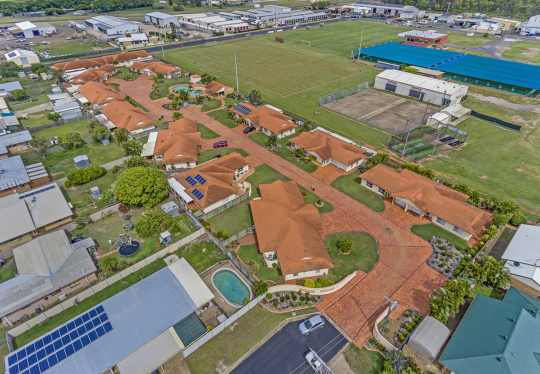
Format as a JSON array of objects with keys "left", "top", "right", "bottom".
[
  {"left": 99, "top": 100, "right": 155, "bottom": 134},
  {"left": 0, "top": 156, "right": 49, "bottom": 198},
  {"left": 205, "top": 81, "right": 234, "bottom": 97},
  {"left": 250, "top": 180, "right": 333, "bottom": 280},
  {"left": 130, "top": 61, "right": 181, "bottom": 78},
  {"left": 77, "top": 81, "right": 122, "bottom": 108},
  {"left": 190, "top": 74, "right": 201, "bottom": 84},
  {"left": 141, "top": 118, "right": 201, "bottom": 170},
  {"left": 0, "top": 82, "right": 23, "bottom": 97},
  {"left": 360, "top": 164, "right": 492, "bottom": 240},
  {"left": 0, "top": 230, "right": 97, "bottom": 323},
  {"left": 289, "top": 129, "right": 369, "bottom": 171},
  {"left": 52, "top": 50, "right": 153, "bottom": 74},
  {"left": 230, "top": 103, "right": 296, "bottom": 139},
  {"left": 169, "top": 152, "right": 249, "bottom": 214},
  {"left": 69, "top": 65, "right": 118, "bottom": 86}
]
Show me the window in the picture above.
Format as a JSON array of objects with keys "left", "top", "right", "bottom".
[
  {"left": 378, "top": 187, "right": 385, "bottom": 194},
  {"left": 293, "top": 273, "right": 298, "bottom": 277},
  {"left": 436, "top": 217, "right": 446, "bottom": 225},
  {"left": 50, "top": 289, "right": 62, "bottom": 297},
  {"left": 316, "top": 270, "right": 321, "bottom": 274},
  {"left": 238, "top": 167, "right": 244, "bottom": 172},
  {"left": 365, "top": 181, "right": 373, "bottom": 188},
  {"left": 0, "top": 242, "right": 5, "bottom": 247},
  {"left": 9, "top": 238, "right": 18, "bottom": 242},
  {"left": 22, "top": 233, "right": 30, "bottom": 237},
  {"left": 453, "top": 226, "right": 464, "bottom": 235},
  {"left": 69, "top": 281, "right": 80, "bottom": 288}
]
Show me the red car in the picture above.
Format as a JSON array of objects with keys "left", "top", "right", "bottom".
[{"left": 213, "top": 140, "right": 228, "bottom": 148}]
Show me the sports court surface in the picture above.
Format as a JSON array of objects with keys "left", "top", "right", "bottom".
[{"left": 325, "top": 89, "right": 438, "bottom": 135}]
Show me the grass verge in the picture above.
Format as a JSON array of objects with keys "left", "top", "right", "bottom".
[
  {"left": 201, "top": 99, "right": 222, "bottom": 112},
  {"left": 331, "top": 173, "right": 385, "bottom": 213},
  {"left": 343, "top": 345, "right": 385, "bottom": 374},
  {"left": 198, "top": 123, "right": 220, "bottom": 139},
  {"left": 207, "top": 109, "right": 239, "bottom": 128}
]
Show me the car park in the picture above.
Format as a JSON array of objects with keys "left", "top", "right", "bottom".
[
  {"left": 42, "top": 41, "right": 47, "bottom": 45},
  {"left": 298, "top": 315, "right": 326, "bottom": 336},
  {"left": 30, "top": 42, "right": 34, "bottom": 46}
]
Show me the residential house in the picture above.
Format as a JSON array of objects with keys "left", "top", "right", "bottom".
[
  {"left": 0, "top": 97, "right": 9, "bottom": 114},
  {"left": 205, "top": 81, "right": 234, "bottom": 97},
  {"left": 289, "top": 129, "right": 369, "bottom": 171},
  {"left": 99, "top": 100, "right": 155, "bottom": 134},
  {"left": 77, "top": 81, "right": 122, "bottom": 108},
  {"left": 250, "top": 180, "right": 333, "bottom": 280},
  {"left": 0, "top": 156, "right": 49, "bottom": 197},
  {"left": 168, "top": 152, "right": 249, "bottom": 214},
  {"left": 0, "top": 230, "right": 97, "bottom": 323},
  {"left": 141, "top": 118, "right": 200, "bottom": 170},
  {"left": 230, "top": 103, "right": 297, "bottom": 139},
  {"left": 3, "top": 49, "right": 40, "bottom": 67},
  {"left": 440, "top": 286, "right": 540, "bottom": 374},
  {"left": 0, "top": 130, "right": 32, "bottom": 155},
  {"left": 130, "top": 61, "right": 181, "bottom": 78},
  {"left": 0, "top": 82, "right": 23, "bottom": 97},
  {"left": 190, "top": 74, "right": 201, "bottom": 83},
  {"left": 117, "top": 33, "right": 159, "bottom": 49},
  {"left": 47, "top": 93, "right": 72, "bottom": 106},
  {"left": 69, "top": 65, "right": 118, "bottom": 86},
  {"left": 0, "top": 114, "right": 21, "bottom": 136},
  {"left": 54, "top": 101, "right": 83, "bottom": 120},
  {"left": 0, "top": 182, "right": 72, "bottom": 255},
  {"left": 502, "top": 224, "right": 540, "bottom": 297},
  {"left": 51, "top": 50, "right": 152, "bottom": 75},
  {"left": 360, "top": 164, "right": 492, "bottom": 240}
]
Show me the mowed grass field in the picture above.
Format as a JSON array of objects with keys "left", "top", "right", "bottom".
[{"left": 502, "top": 41, "right": 540, "bottom": 65}]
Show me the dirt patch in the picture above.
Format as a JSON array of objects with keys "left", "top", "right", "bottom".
[
  {"left": 215, "top": 360, "right": 229, "bottom": 373},
  {"left": 228, "top": 322, "right": 238, "bottom": 331},
  {"left": 522, "top": 47, "right": 540, "bottom": 58},
  {"left": 470, "top": 93, "right": 540, "bottom": 113},
  {"left": 480, "top": 175, "right": 488, "bottom": 179},
  {"left": 27, "top": 113, "right": 45, "bottom": 119}
]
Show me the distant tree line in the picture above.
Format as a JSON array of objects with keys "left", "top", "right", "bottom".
[
  {"left": 392, "top": 0, "right": 540, "bottom": 18},
  {"left": 0, "top": 0, "right": 153, "bottom": 16}
]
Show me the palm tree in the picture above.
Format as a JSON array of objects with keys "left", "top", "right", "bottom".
[
  {"left": 50, "top": 68, "right": 64, "bottom": 84},
  {"left": 111, "top": 60, "right": 119, "bottom": 66},
  {"left": 101, "top": 257, "right": 117, "bottom": 271},
  {"left": 172, "top": 112, "right": 183, "bottom": 120},
  {"left": 483, "top": 256, "right": 511, "bottom": 289},
  {"left": 428, "top": 278, "right": 471, "bottom": 324},
  {"left": 266, "top": 134, "right": 278, "bottom": 147}
]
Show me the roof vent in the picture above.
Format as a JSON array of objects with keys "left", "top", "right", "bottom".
[
  {"left": 503, "top": 336, "right": 508, "bottom": 340},
  {"left": 514, "top": 261, "right": 520, "bottom": 267},
  {"left": 496, "top": 357, "right": 502, "bottom": 362}
]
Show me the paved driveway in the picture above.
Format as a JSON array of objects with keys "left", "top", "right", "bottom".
[
  {"left": 232, "top": 320, "right": 347, "bottom": 374},
  {"left": 181, "top": 105, "right": 447, "bottom": 346}
]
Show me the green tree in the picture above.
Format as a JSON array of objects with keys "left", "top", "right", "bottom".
[
  {"left": 428, "top": 278, "right": 471, "bottom": 324},
  {"left": 58, "top": 131, "right": 83, "bottom": 149},
  {"left": 177, "top": 89, "right": 189, "bottom": 102},
  {"left": 338, "top": 238, "right": 353, "bottom": 253},
  {"left": 122, "top": 140, "right": 143, "bottom": 156},
  {"left": 91, "top": 126, "right": 110, "bottom": 141},
  {"left": 253, "top": 281, "right": 269, "bottom": 296},
  {"left": 47, "top": 112, "right": 61, "bottom": 122},
  {"left": 266, "top": 134, "right": 278, "bottom": 147},
  {"left": 101, "top": 257, "right": 117, "bottom": 271},
  {"left": 200, "top": 73, "right": 216, "bottom": 84},
  {"left": 172, "top": 111, "right": 183, "bottom": 120},
  {"left": 111, "top": 60, "right": 119, "bottom": 66},
  {"left": 482, "top": 256, "right": 511, "bottom": 289},
  {"left": 29, "top": 136, "right": 48, "bottom": 158},
  {"left": 67, "top": 166, "right": 107, "bottom": 186},
  {"left": 135, "top": 209, "right": 175, "bottom": 237},
  {"left": 30, "top": 63, "right": 48, "bottom": 74},
  {"left": 248, "top": 90, "right": 263, "bottom": 105},
  {"left": 172, "top": 3, "right": 184, "bottom": 11},
  {"left": 0, "top": 61, "right": 21, "bottom": 78},
  {"left": 50, "top": 68, "right": 64, "bottom": 83},
  {"left": 125, "top": 155, "right": 148, "bottom": 168},
  {"left": 511, "top": 212, "right": 527, "bottom": 226},
  {"left": 114, "top": 128, "right": 129, "bottom": 144},
  {"left": 114, "top": 167, "right": 169, "bottom": 208},
  {"left": 11, "top": 89, "right": 27, "bottom": 101}
]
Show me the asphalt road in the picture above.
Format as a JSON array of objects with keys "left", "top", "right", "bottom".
[{"left": 231, "top": 319, "right": 348, "bottom": 374}]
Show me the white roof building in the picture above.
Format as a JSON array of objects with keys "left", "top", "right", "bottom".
[
  {"left": 4, "top": 50, "right": 39, "bottom": 67},
  {"left": 9, "top": 22, "right": 56, "bottom": 38},
  {"left": 398, "top": 30, "right": 447, "bottom": 38},
  {"left": 117, "top": 33, "right": 148, "bottom": 43},
  {"left": 145, "top": 12, "right": 180, "bottom": 27},
  {"left": 503, "top": 224, "right": 540, "bottom": 292},
  {"left": 84, "top": 15, "right": 139, "bottom": 37}
]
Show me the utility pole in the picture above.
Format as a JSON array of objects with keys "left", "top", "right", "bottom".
[
  {"left": 420, "top": 99, "right": 430, "bottom": 129},
  {"left": 357, "top": 25, "right": 364, "bottom": 61},
  {"left": 431, "top": 132, "right": 441, "bottom": 157},
  {"left": 401, "top": 120, "right": 411, "bottom": 158},
  {"left": 446, "top": 2, "right": 451, "bottom": 14},
  {"left": 161, "top": 38, "right": 165, "bottom": 60},
  {"left": 374, "top": 20, "right": 379, "bottom": 45},
  {"left": 234, "top": 49, "right": 239, "bottom": 93}
]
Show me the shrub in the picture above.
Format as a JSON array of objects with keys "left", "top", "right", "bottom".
[
  {"left": 304, "top": 279, "right": 315, "bottom": 288},
  {"left": 315, "top": 282, "right": 322, "bottom": 288},
  {"left": 275, "top": 292, "right": 280, "bottom": 297},
  {"left": 114, "top": 167, "right": 169, "bottom": 209},
  {"left": 222, "top": 231, "right": 229, "bottom": 239},
  {"left": 453, "top": 269, "right": 461, "bottom": 277},
  {"left": 266, "top": 293, "right": 272, "bottom": 300},
  {"left": 311, "top": 297, "right": 316, "bottom": 302},
  {"left": 285, "top": 294, "right": 290, "bottom": 300},
  {"left": 511, "top": 212, "right": 527, "bottom": 226},
  {"left": 292, "top": 294, "right": 297, "bottom": 301},
  {"left": 398, "top": 334, "right": 405, "bottom": 342},
  {"left": 300, "top": 296, "right": 305, "bottom": 302},
  {"left": 135, "top": 210, "right": 175, "bottom": 237},
  {"left": 402, "top": 330, "right": 408, "bottom": 337},
  {"left": 338, "top": 238, "right": 353, "bottom": 253},
  {"left": 280, "top": 296, "right": 285, "bottom": 302},
  {"left": 111, "top": 165, "right": 122, "bottom": 174},
  {"left": 301, "top": 191, "right": 308, "bottom": 197},
  {"left": 244, "top": 298, "right": 250, "bottom": 306},
  {"left": 406, "top": 325, "right": 413, "bottom": 332},
  {"left": 464, "top": 255, "right": 471, "bottom": 262},
  {"left": 318, "top": 278, "right": 335, "bottom": 287},
  {"left": 118, "top": 202, "right": 130, "bottom": 213},
  {"left": 410, "top": 321, "right": 416, "bottom": 328},
  {"left": 273, "top": 301, "right": 278, "bottom": 308},
  {"left": 66, "top": 166, "right": 106, "bottom": 186},
  {"left": 253, "top": 281, "right": 269, "bottom": 296},
  {"left": 469, "top": 249, "right": 477, "bottom": 256}
]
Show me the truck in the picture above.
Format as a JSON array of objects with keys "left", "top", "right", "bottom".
[{"left": 304, "top": 349, "right": 334, "bottom": 374}]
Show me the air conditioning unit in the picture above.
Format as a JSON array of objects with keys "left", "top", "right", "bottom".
[{"left": 59, "top": 294, "right": 67, "bottom": 301}]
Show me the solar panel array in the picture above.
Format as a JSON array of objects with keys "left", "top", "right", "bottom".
[
  {"left": 7, "top": 306, "right": 112, "bottom": 374},
  {"left": 233, "top": 104, "right": 252, "bottom": 116},
  {"left": 18, "top": 185, "right": 56, "bottom": 200},
  {"left": 439, "top": 136, "right": 455, "bottom": 143},
  {"left": 185, "top": 176, "right": 197, "bottom": 186},
  {"left": 447, "top": 141, "right": 464, "bottom": 147},
  {"left": 194, "top": 174, "right": 206, "bottom": 185},
  {"left": 191, "top": 188, "right": 205, "bottom": 200}
]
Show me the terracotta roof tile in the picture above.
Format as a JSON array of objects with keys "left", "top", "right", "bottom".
[
  {"left": 206, "top": 81, "right": 233, "bottom": 93},
  {"left": 154, "top": 119, "right": 201, "bottom": 165},
  {"left": 245, "top": 106, "right": 296, "bottom": 135},
  {"left": 77, "top": 81, "right": 122, "bottom": 106},
  {"left": 361, "top": 164, "right": 492, "bottom": 234},
  {"left": 100, "top": 100, "right": 155, "bottom": 133},
  {"left": 130, "top": 61, "right": 181, "bottom": 75},
  {"left": 69, "top": 65, "right": 117, "bottom": 84},
  {"left": 52, "top": 50, "right": 152, "bottom": 71}
]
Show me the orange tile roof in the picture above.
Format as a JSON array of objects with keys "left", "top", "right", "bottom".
[
  {"left": 172, "top": 152, "right": 249, "bottom": 209},
  {"left": 290, "top": 130, "right": 369, "bottom": 167},
  {"left": 250, "top": 180, "right": 333, "bottom": 276},
  {"left": 206, "top": 81, "right": 233, "bottom": 93},
  {"left": 52, "top": 50, "right": 152, "bottom": 71},
  {"left": 100, "top": 100, "right": 155, "bottom": 133},
  {"left": 77, "top": 81, "right": 122, "bottom": 106},
  {"left": 130, "top": 61, "right": 181, "bottom": 76},
  {"left": 245, "top": 106, "right": 296, "bottom": 135},
  {"left": 154, "top": 119, "right": 201, "bottom": 165},
  {"left": 191, "top": 74, "right": 201, "bottom": 78},
  {"left": 361, "top": 164, "right": 492, "bottom": 234},
  {"left": 70, "top": 65, "right": 117, "bottom": 84}
]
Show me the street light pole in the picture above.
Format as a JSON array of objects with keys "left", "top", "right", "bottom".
[
  {"left": 374, "top": 20, "right": 379, "bottom": 45},
  {"left": 338, "top": 75, "right": 343, "bottom": 92},
  {"left": 357, "top": 25, "right": 364, "bottom": 61},
  {"left": 234, "top": 49, "right": 239, "bottom": 93}
]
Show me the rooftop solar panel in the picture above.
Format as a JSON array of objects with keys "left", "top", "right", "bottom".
[
  {"left": 26, "top": 345, "right": 35, "bottom": 355},
  {"left": 185, "top": 176, "right": 197, "bottom": 186},
  {"left": 99, "top": 313, "right": 108, "bottom": 322},
  {"left": 48, "top": 355, "right": 57, "bottom": 367},
  {"left": 18, "top": 359, "right": 28, "bottom": 371},
  {"left": 45, "top": 345, "right": 54, "bottom": 355},
  {"left": 233, "top": 104, "right": 252, "bottom": 116},
  {"left": 73, "top": 340, "right": 83, "bottom": 351},
  {"left": 82, "top": 313, "right": 90, "bottom": 322},
  {"left": 30, "top": 364, "right": 39, "bottom": 374},
  {"left": 39, "top": 359, "right": 49, "bottom": 371},
  {"left": 51, "top": 331, "right": 60, "bottom": 340},
  {"left": 67, "top": 322, "right": 75, "bottom": 331},
  {"left": 89, "top": 309, "right": 97, "bottom": 318},
  {"left": 56, "top": 349, "right": 66, "bottom": 362},
  {"left": 27, "top": 354, "right": 37, "bottom": 366},
  {"left": 59, "top": 326, "right": 68, "bottom": 336},
  {"left": 69, "top": 330, "right": 78, "bottom": 340},
  {"left": 96, "top": 305, "right": 104, "bottom": 314},
  {"left": 17, "top": 351, "right": 26, "bottom": 360},
  {"left": 34, "top": 340, "right": 43, "bottom": 350}
]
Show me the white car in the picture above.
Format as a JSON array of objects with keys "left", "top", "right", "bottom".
[
  {"left": 30, "top": 42, "right": 34, "bottom": 46},
  {"left": 471, "top": 25, "right": 478, "bottom": 29},
  {"left": 66, "top": 36, "right": 71, "bottom": 40}
]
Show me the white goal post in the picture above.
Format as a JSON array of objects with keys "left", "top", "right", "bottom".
[
  {"left": 301, "top": 40, "right": 311, "bottom": 46},
  {"left": 206, "top": 41, "right": 217, "bottom": 47}
]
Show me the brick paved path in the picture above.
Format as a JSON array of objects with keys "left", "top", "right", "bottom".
[{"left": 180, "top": 105, "right": 447, "bottom": 346}]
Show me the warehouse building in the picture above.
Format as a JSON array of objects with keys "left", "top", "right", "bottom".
[
  {"left": 178, "top": 13, "right": 209, "bottom": 23},
  {"left": 145, "top": 11, "right": 180, "bottom": 27},
  {"left": 3, "top": 50, "right": 39, "bottom": 67},
  {"left": 4, "top": 258, "right": 216, "bottom": 374},
  {"left": 352, "top": 1, "right": 419, "bottom": 18},
  {"left": 218, "top": 12, "right": 242, "bottom": 20},
  {"left": 374, "top": 70, "right": 468, "bottom": 106},
  {"left": 8, "top": 21, "right": 56, "bottom": 38},
  {"left": 357, "top": 42, "right": 540, "bottom": 96},
  {"left": 213, "top": 20, "right": 249, "bottom": 33},
  {"left": 85, "top": 15, "right": 139, "bottom": 38}
]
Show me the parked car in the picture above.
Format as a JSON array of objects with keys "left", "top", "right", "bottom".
[
  {"left": 30, "top": 42, "right": 34, "bottom": 46},
  {"left": 449, "top": 25, "right": 455, "bottom": 28},
  {"left": 298, "top": 315, "right": 326, "bottom": 335},
  {"left": 66, "top": 36, "right": 71, "bottom": 40},
  {"left": 213, "top": 140, "right": 228, "bottom": 148},
  {"left": 243, "top": 127, "right": 255, "bottom": 134},
  {"left": 42, "top": 41, "right": 47, "bottom": 45},
  {"left": 0, "top": 259, "right": 5, "bottom": 266}
]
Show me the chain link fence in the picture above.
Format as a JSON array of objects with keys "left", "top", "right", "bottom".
[{"left": 318, "top": 81, "right": 371, "bottom": 106}]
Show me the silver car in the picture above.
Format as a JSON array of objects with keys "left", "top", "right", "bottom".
[{"left": 298, "top": 315, "right": 326, "bottom": 335}]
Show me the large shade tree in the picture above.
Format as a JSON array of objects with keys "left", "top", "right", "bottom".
[{"left": 114, "top": 167, "right": 169, "bottom": 209}]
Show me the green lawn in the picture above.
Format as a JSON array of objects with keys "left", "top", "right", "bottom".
[
  {"left": 224, "top": 98, "right": 240, "bottom": 107},
  {"left": 198, "top": 148, "right": 249, "bottom": 164},
  {"left": 61, "top": 170, "right": 117, "bottom": 211},
  {"left": 150, "top": 77, "right": 191, "bottom": 100},
  {"left": 344, "top": 345, "right": 385, "bottom": 374},
  {"left": 446, "top": 33, "right": 498, "bottom": 48},
  {"left": 11, "top": 89, "right": 53, "bottom": 111},
  {"left": 411, "top": 223, "right": 470, "bottom": 249},
  {"left": 472, "top": 284, "right": 502, "bottom": 300},
  {"left": 113, "top": 66, "right": 140, "bottom": 81},
  {"left": 331, "top": 172, "right": 386, "bottom": 213},
  {"left": 201, "top": 99, "right": 222, "bottom": 112},
  {"left": 26, "top": 141, "right": 124, "bottom": 180},
  {"left": 237, "top": 244, "right": 282, "bottom": 284},
  {"left": 124, "top": 97, "right": 149, "bottom": 113},
  {"left": 500, "top": 227, "right": 515, "bottom": 241},
  {"left": 501, "top": 41, "right": 540, "bottom": 65},
  {"left": 13, "top": 258, "right": 168, "bottom": 349},
  {"left": 19, "top": 111, "right": 53, "bottom": 128},
  {"left": 248, "top": 132, "right": 318, "bottom": 173},
  {"left": 105, "top": 83, "right": 121, "bottom": 92},
  {"left": 33, "top": 119, "right": 92, "bottom": 140},
  {"left": 175, "top": 240, "right": 228, "bottom": 274},
  {"left": 197, "top": 123, "right": 220, "bottom": 139},
  {"left": 185, "top": 305, "right": 317, "bottom": 374},
  {"left": 32, "top": 39, "right": 112, "bottom": 57},
  {"left": 0, "top": 265, "right": 16, "bottom": 284},
  {"left": 207, "top": 109, "right": 240, "bottom": 128},
  {"left": 324, "top": 231, "right": 379, "bottom": 283}
]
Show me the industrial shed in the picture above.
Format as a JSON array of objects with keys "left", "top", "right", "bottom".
[
  {"left": 407, "top": 316, "right": 450, "bottom": 363},
  {"left": 145, "top": 12, "right": 180, "bottom": 27}
]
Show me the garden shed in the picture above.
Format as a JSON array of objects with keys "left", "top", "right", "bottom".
[
  {"left": 159, "top": 231, "right": 171, "bottom": 245},
  {"left": 90, "top": 186, "right": 101, "bottom": 198},
  {"left": 406, "top": 316, "right": 450, "bottom": 363},
  {"left": 74, "top": 155, "right": 90, "bottom": 168},
  {"left": 161, "top": 201, "right": 180, "bottom": 218}
]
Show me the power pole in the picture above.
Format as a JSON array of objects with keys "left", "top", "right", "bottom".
[
  {"left": 338, "top": 75, "right": 343, "bottom": 92},
  {"left": 374, "top": 20, "right": 379, "bottom": 45},
  {"left": 356, "top": 68, "right": 362, "bottom": 90},
  {"left": 401, "top": 119, "right": 411, "bottom": 158},
  {"left": 234, "top": 49, "right": 239, "bottom": 93},
  {"left": 357, "top": 25, "right": 364, "bottom": 61},
  {"left": 420, "top": 99, "right": 431, "bottom": 129}
]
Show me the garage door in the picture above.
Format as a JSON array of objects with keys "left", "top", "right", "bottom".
[
  {"left": 331, "top": 159, "right": 339, "bottom": 167},
  {"left": 20, "top": 57, "right": 28, "bottom": 65},
  {"left": 385, "top": 82, "right": 396, "bottom": 92},
  {"left": 409, "top": 88, "right": 421, "bottom": 99}
]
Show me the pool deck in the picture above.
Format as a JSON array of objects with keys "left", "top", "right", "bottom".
[{"left": 201, "top": 262, "right": 243, "bottom": 320}]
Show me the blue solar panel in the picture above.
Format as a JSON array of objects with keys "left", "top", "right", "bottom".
[
  {"left": 42, "top": 336, "right": 52, "bottom": 346},
  {"left": 85, "top": 322, "right": 93, "bottom": 331},
  {"left": 61, "top": 335, "right": 71, "bottom": 345},
  {"left": 10, "top": 365, "right": 20, "bottom": 374},
  {"left": 26, "top": 345, "right": 35, "bottom": 355},
  {"left": 27, "top": 354, "right": 37, "bottom": 366},
  {"left": 103, "top": 322, "right": 113, "bottom": 332},
  {"left": 185, "top": 176, "right": 197, "bottom": 186},
  {"left": 69, "top": 330, "right": 79, "bottom": 340},
  {"left": 82, "top": 313, "right": 90, "bottom": 322},
  {"left": 36, "top": 349, "right": 46, "bottom": 361},
  {"left": 81, "top": 335, "right": 90, "bottom": 346},
  {"left": 99, "top": 313, "right": 108, "bottom": 323},
  {"left": 34, "top": 340, "right": 43, "bottom": 350},
  {"left": 17, "top": 350, "right": 27, "bottom": 360},
  {"left": 53, "top": 340, "right": 63, "bottom": 350},
  {"left": 44, "top": 345, "right": 53, "bottom": 356},
  {"left": 51, "top": 331, "right": 60, "bottom": 341},
  {"left": 74, "top": 318, "right": 83, "bottom": 327},
  {"left": 59, "top": 326, "right": 68, "bottom": 336},
  {"left": 47, "top": 355, "right": 57, "bottom": 368},
  {"left": 92, "top": 318, "right": 101, "bottom": 328},
  {"left": 96, "top": 326, "right": 105, "bottom": 337},
  {"left": 30, "top": 364, "right": 39, "bottom": 374},
  {"left": 96, "top": 305, "right": 104, "bottom": 314},
  {"left": 233, "top": 104, "right": 253, "bottom": 116},
  {"left": 8, "top": 355, "right": 17, "bottom": 366},
  {"left": 89, "top": 309, "right": 97, "bottom": 318},
  {"left": 64, "top": 344, "right": 75, "bottom": 357},
  {"left": 73, "top": 340, "right": 82, "bottom": 352},
  {"left": 56, "top": 349, "right": 66, "bottom": 362},
  {"left": 18, "top": 359, "right": 28, "bottom": 371},
  {"left": 194, "top": 174, "right": 207, "bottom": 185},
  {"left": 39, "top": 359, "right": 49, "bottom": 372},
  {"left": 67, "top": 322, "right": 75, "bottom": 331},
  {"left": 77, "top": 326, "right": 86, "bottom": 335},
  {"left": 88, "top": 331, "right": 98, "bottom": 342}
]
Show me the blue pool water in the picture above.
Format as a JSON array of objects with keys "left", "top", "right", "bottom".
[
  {"left": 173, "top": 85, "right": 202, "bottom": 96},
  {"left": 212, "top": 270, "right": 251, "bottom": 306}
]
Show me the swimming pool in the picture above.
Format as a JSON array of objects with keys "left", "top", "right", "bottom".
[
  {"left": 211, "top": 269, "right": 252, "bottom": 307},
  {"left": 173, "top": 85, "right": 203, "bottom": 96}
]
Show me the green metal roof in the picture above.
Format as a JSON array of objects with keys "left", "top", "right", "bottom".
[
  {"left": 504, "top": 285, "right": 540, "bottom": 313},
  {"left": 440, "top": 287, "right": 540, "bottom": 374}
]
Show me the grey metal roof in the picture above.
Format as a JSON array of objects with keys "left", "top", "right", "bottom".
[
  {"left": 146, "top": 11, "right": 177, "bottom": 19},
  {"left": 0, "top": 155, "right": 29, "bottom": 191},
  {"left": 71, "top": 238, "right": 95, "bottom": 251},
  {"left": 47, "top": 93, "right": 70, "bottom": 102},
  {"left": 0, "top": 82, "right": 23, "bottom": 93},
  {"left": 25, "top": 163, "right": 48, "bottom": 181},
  {"left": 0, "top": 182, "right": 72, "bottom": 243},
  {"left": 0, "top": 145, "right": 7, "bottom": 155},
  {"left": 5, "top": 258, "right": 213, "bottom": 374},
  {"left": 0, "top": 131, "right": 32, "bottom": 147},
  {"left": 53, "top": 102, "right": 80, "bottom": 113},
  {"left": 73, "top": 155, "right": 88, "bottom": 163},
  {"left": 0, "top": 230, "right": 96, "bottom": 317},
  {"left": 0, "top": 115, "right": 21, "bottom": 128},
  {"left": 407, "top": 316, "right": 450, "bottom": 363},
  {"left": 161, "top": 201, "right": 178, "bottom": 213}
]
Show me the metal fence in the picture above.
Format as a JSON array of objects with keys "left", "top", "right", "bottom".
[
  {"left": 22, "top": 81, "right": 53, "bottom": 90},
  {"left": 200, "top": 192, "right": 249, "bottom": 220},
  {"left": 318, "top": 81, "right": 371, "bottom": 106},
  {"left": 27, "top": 113, "right": 92, "bottom": 134},
  {"left": 40, "top": 48, "right": 121, "bottom": 62},
  {"left": 470, "top": 110, "right": 522, "bottom": 132},
  {"left": 222, "top": 226, "right": 255, "bottom": 246},
  {"left": 21, "top": 136, "right": 95, "bottom": 161}
]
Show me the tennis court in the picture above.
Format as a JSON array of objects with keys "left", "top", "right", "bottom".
[{"left": 325, "top": 89, "right": 437, "bottom": 135}]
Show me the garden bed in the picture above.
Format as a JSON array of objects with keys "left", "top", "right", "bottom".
[
  {"left": 262, "top": 290, "right": 323, "bottom": 312},
  {"left": 426, "top": 237, "right": 467, "bottom": 278},
  {"left": 379, "top": 309, "right": 422, "bottom": 349}
]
